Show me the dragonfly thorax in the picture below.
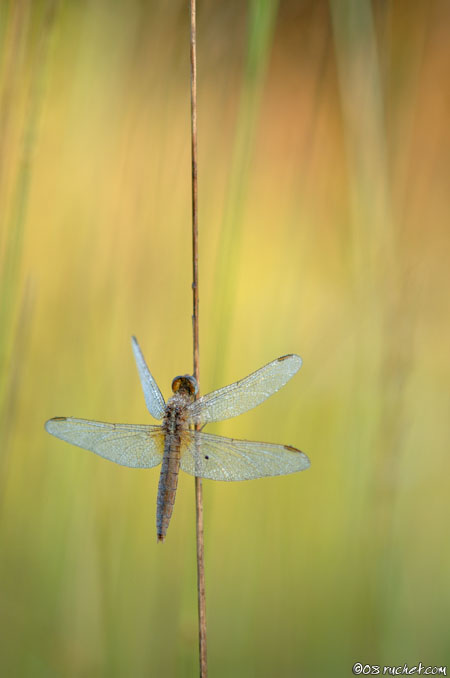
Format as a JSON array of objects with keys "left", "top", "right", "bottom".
[{"left": 171, "top": 374, "right": 198, "bottom": 399}]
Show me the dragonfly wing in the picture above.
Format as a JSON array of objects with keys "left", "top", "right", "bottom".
[
  {"left": 45, "top": 417, "right": 164, "bottom": 469},
  {"left": 185, "top": 354, "right": 302, "bottom": 425},
  {"left": 131, "top": 336, "right": 165, "bottom": 420},
  {"left": 179, "top": 430, "right": 310, "bottom": 481}
]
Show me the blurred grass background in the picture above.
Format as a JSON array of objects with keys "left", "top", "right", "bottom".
[{"left": 0, "top": 0, "right": 449, "bottom": 676}]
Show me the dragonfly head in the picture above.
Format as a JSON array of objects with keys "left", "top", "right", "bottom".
[{"left": 171, "top": 374, "right": 198, "bottom": 399}]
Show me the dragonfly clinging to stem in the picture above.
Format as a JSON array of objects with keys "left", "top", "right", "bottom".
[{"left": 45, "top": 337, "right": 310, "bottom": 541}]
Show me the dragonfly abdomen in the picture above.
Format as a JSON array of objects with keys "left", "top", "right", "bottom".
[
  {"left": 156, "top": 449, "right": 181, "bottom": 542},
  {"left": 156, "top": 400, "right": 188, "bottom": 542}
]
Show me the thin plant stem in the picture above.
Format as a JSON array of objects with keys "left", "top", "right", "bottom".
[{"left": 189, "top": 0, "right": 208, "bottom": 676}]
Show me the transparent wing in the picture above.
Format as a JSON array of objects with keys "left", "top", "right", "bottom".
[
  {"left": 179, "top": 430, "right": 310, "bottom": 481},
  {"left": 186, "top": 354, "right": 302, "bottom": 425},
  {"left": 131, "top": 336, "right": 165, "bottom": 420},
  {"left": 45, "top": 417, "right": 164, "bottom": 469}
]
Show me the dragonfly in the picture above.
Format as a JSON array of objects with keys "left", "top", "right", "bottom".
[{"left": 45, "top": 337, "right": 310, "bottom": 541}]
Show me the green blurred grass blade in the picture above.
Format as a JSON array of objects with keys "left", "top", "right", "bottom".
[{"left": 211, "top": 0, "right": 279, "bottom": 386}]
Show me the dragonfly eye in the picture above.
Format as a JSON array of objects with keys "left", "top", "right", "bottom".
[{"left": 171, "top": 375, "right": 198, "bottom": 397}]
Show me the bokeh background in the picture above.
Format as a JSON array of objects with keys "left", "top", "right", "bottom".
[{"left": 0, "top": 0, "right": 449, "bottom": 676}]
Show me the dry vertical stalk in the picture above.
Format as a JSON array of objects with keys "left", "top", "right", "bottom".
[{"left": 189, "top": 0, "right": 208, "bottom": 676}]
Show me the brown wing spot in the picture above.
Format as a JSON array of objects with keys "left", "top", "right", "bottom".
[
  {"left": 285, "top": 444, "right": 301, "bottom": 453},
  {"left": 278, "top": 355, "right": 292, "bottom": 362},
  {"left": 52, "top": 417, "right": 67, "bottom": 421},
  {"left": 204, "top": 455, "right": 209, "bottom": 460}
]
